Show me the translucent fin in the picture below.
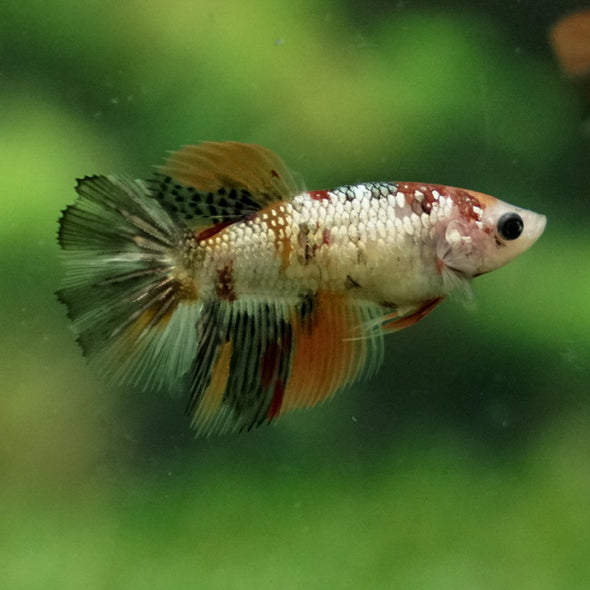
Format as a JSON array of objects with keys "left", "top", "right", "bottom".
[
  {"left": 187, "top": 293, "right": 385, "bottom": 436},
  {"left": 281, "top": 293, "right": 384, "bottom": 413},
  {"left": 436, "top": 219, "right": 476, "bottom": 302},
  {"left": 377, "top": 299, "right": 443, "bottom": 333},
  {"left": 148, "top": 141, "right": 300, "bottom": 228},
  {"left": 57, "top": 175, "right": 199, "bottom": 392}
]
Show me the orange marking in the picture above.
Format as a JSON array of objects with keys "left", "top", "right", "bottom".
[
  {"left": 161, "top": 142, "right": 299, "bottom": 206},
  {"left": 282, "top": 293, "right": 366, "bottom": 412},
  {"left": 196, "top": 340, "right": 233, "bottom": 424},
  {"left": 381, "top": 298, "right": 443, "bottom": 333},
  {"left": 460, "top": 189, "right": 496, "bottom": 209},
  {"left": 261, "top": 202, "right": 292, "bottom": 270},
  {"left": 123, "top": 298, "right": 178, "bottom": 342}
]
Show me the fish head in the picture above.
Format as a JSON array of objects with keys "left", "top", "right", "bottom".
[
  {"left": 475, "top": 194, "right": 546, "bottom": 275},
  {"left": 438, "top": 190, "right": 546, "bottom": 279}
]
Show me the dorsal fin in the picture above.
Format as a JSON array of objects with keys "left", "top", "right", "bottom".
[{"left": 148, "top": 141, "right": 300, "bottom": 229}]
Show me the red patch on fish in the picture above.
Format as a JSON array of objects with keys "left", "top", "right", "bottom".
[
  {"left": 420, "top": 187, "right": 440, "bottom": 215},
  {"left": 308, "top": 190, "right": 331, "bottom": 201},
  {"left": 216, "top": 264, "right": 237, "bottom": 301},
  {"left": 197, "top": 219, "right": 238, "bottom": 242},
  {"left": 260, "top": 334, "right": 291, "bottom": 420},
  {"left": 266, "top": 380, "right": 285, "bottom": 420},
  {"left": 449, "top": 188, "right": 483, "bottom": 222},
  {"left": 401, "top": 183, "right": 440, "bottom": 215}
]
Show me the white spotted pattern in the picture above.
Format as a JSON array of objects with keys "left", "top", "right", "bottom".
[{"left": 192, "top": 181, "right": 474, "bottom": 307}]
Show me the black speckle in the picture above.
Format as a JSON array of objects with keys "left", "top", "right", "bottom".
[
  {"left": 240, "top": 193, "right": 260, "bottom": 210},
  {"left": 217, "top": 187, "right": 227, "bottom": 195},
  {"left": 206, "top": 192, "right": 214, "bottom": 205},
  {"left": 298, "top": 293, "right": 316, "bottom": 324},
  {"left": 345, "top": 275, "right": 361, "bottom": 289}
]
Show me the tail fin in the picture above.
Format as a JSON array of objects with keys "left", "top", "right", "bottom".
[{"left": 57, "top": 175, "right": 200, "bottom": 392}]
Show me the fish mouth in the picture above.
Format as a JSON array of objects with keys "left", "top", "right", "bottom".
[{"left": 524, "top": 212, "right": 547, "bottom": 245}]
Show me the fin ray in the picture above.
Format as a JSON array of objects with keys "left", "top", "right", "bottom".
[
  {"left": 58, "top": 175, "right": 200, "bottom": 392},
  {"left": 187, "top": 293, "right": 386, "bottom": 436},
  {"left": 148, "top": 141, "right": 301, "bottom": 228}
]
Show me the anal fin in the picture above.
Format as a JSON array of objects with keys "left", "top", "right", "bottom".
[{"left": 187, "top": 293, "right": 386, "bottom": 436}]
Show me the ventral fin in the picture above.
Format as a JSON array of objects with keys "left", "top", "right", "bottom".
[
  {"left": 187, "top": 292, "right": 385, "bottom": 436},
  {"left": 376, "top": 299, "right": 443, "bottom": 333},
  {"left": 148, "top": 141, "right": 300, "bottom": 229}
]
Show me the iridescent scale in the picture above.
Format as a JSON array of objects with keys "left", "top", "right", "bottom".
[{"left": 195, "top": 182, "right": 456, "bottom": 307}]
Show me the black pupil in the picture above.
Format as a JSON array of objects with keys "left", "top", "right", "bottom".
[{"left": 497, "top": 213, "right": 523, "bottom": 240}]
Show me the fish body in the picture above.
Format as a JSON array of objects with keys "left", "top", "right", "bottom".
[
  {"left": 194, "top": 183, "right": 442, "bottom": 306},
  {"left": 58, "top": 142, "right": 546, "bottom": 435}
]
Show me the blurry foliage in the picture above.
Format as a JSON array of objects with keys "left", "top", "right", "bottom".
[{"left": 1, "top": 1, "right": 589, "bottom": 588}]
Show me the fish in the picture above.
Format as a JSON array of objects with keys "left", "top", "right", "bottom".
[{"left": 57, "top": 141, "right": 546, "bottom": 436}]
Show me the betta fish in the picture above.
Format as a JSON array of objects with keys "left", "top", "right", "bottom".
[{"left": 57, "top": 142, "right": 546, "bottom": 435}]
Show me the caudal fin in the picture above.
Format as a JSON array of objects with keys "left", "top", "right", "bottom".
[{"left": 57, "top": 175, "right": 200, "bottom": 392}]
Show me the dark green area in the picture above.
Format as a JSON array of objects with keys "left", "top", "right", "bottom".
[{"left": 1, "top": 1, "right": 589, "bottom": 588}]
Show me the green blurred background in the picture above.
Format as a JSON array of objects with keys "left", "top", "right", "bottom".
[{"left": 1, "top": 1, "right": 589, "bottom": 588}]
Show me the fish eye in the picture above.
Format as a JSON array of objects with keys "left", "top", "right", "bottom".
[{"left": 497, "top": 213, "right": 524, "bottom": 240}]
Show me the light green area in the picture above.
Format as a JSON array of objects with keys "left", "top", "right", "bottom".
[
  {"left": 1, "top": 1, "right": 589, "bottom": 588},
  {"left": 3, "top": 421, "right": 590, "bottom": 590}
]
